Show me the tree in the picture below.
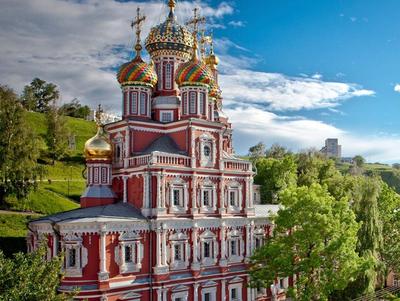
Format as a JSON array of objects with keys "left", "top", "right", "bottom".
[
  {"left": 46, "top": 101, "right": 69, "bottom": 164},
  {"left": 59, "top": 98, "right": 91, "bottom": 119},
  {"left": 248, "top": 142, "right": 266, "bottom": 160},
  {"left": 254, "top": 155, "right": 297, "bottom": 203},
  {"left": 266, "top": 144, "right": 290, "bottom": 159},
  {"left": 249, "top": 184, "right": 362, "bottom": 301},
  {"left": 0, "top": 85, "right": 44, "bottom": 202},
  {"left": 0, "top": 242, "right": 75, "bottom": 300},
  {"left": 353, "top": 155, "right": 365, "bottom": 168},
  {"left": 21, "top": 78, "right": 59, "bottom": 113}
]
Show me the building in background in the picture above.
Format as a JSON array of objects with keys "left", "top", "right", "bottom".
[
  {"left": 87, "top": 109, "right": 121, "bottom": 124},
  {"left": 27, "top": 2, "right": 287, "bottom": 301},
  {"left": 320, "top": 138, "right": 342, "bottom": 158}
]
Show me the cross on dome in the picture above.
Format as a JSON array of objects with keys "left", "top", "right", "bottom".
[
  {"left": 131, "top": 7, "right": 146, "bottom": 57},
  {"left": 95, "top": 104, "right": 103, "bottom": 126},
  {"left": 186, "top": 8, "right": 206, "bottom": 60}
]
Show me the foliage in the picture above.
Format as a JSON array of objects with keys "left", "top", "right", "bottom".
[
  {"left": 0, "top": 242, "right": 75, "bottom": 300},
  {"left": 21, "top": 78, "right": 59, "bottom": 113},
  {"left": 254, "top": 155, "right": 297, "bottom": 203},
  {"left": 0, "top": 86, "right": 45, "bottom": 202},
  {"left": 266, "top": 144, "right": 290, "bottom": 159},
  {"left": 248, "top": 142, "right": 266, "bottom": 160},
  {"left": 353, "top": 155, "right": 366, "bottom": 168},
  {"left": 45, "top": 102, "right": 69, "bottom": 164},
  {"left": 59, "top": 98, "right": 91, "bottom": 119},
  {"left": 249, "top": 184, "right": 363, "bottom": 301}
]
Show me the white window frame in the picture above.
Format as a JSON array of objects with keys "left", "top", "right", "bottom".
[
  {"left": 199, "top": 133, "right": 216, "bottom": 168},
  {"left": 200, "top": 230, "right": 218, "bottom": 266},
  {"left": 130, "top": 91, "right": 137, "bottom": 114},
  {"left": 165, "top": 62, "right": 172, "bottom": 89},
  {"left": 227, "top": 229, "right": 244, "bottom": 263},
  {"left": 140, "top": 92, "right": 147, "bottom": 115},
  {"left": 189, "top": 91, "right": 196, "bottom": 114},
  {"left": 114, "top": 231, "right": 143, "bottom": 274},
  {"left": 169, "top": 232, "right": 190, "bottom": 270},
  {"left": 201, "top": 286, "right": 217, "bottom": 301},
  {"left": 227, "top": 181, "right": 242, "bottom": 213},
  {"left": 171, "top": 290, "right": 188, "bottom": 301},
  {"left": 199, "top": 92, "right": 206, "bottom": 115},
  {"left": 199, "top": 179, "right": 217, "bottom": 213},
  {"left": 169, "top": 178, "right": 189, "bottom": 214},
  {"left": 228, "top": 282, "right": 242, "bottom": 301},
  {"left": 182, "top": 92, "right": 188, "bottom": 115},
  {"left": 160, "top": 110, "right": 173, "bottom": 123},
  {"left": 63, "top": 233, "right": 87, "bottom": 277}
]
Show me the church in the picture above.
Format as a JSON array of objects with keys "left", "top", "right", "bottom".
[{"left": 28, "top": 1, "right": 289, "bottom": 300}]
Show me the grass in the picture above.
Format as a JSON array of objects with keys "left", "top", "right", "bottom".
[
  {"left": 43, "top": 161, "right": 85, "bottom": 180},
  {"left": 41, "top": 181, "right": 86, "bottom": 202}
]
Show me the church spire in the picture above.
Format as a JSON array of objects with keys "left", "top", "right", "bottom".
[
  {"left": 168, "top": 0, "right": 176, "bottom": 19},
  {"left": 186, "top": 7, "right": 206, "bottom": 61},
  {"left": 131, "top": 7, "right": 146, "bottom": 59}
]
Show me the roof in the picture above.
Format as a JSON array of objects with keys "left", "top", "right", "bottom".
[
  {"left": 254, "top": 204, "right": 281, "bottom": 218},
  {"left": 31, "top": 202, "right": 146, "bottom": 224},
  {"left": 142, "top": 135, "right": 186, "bottom": 155}
]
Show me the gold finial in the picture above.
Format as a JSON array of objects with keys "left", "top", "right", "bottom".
[
  {"left": 95, "top": 104, "right": 103, "bottom": 126},
  {"left": 186, "top": 8, "right": 206, "bottom": 61},
  {"left": 199, "top": 29, "right": 211, "bottom": 60},
  {"left": 168, "top": 0, "right": 176, "bottom": 18},
  {"left": 131, "top": 7, "right": 146, "bottom": 58}
]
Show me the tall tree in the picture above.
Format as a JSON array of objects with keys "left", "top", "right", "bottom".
[
  {"left": 0, "top": 243, "right": 75, "bottom": 300},
  {"left": 46, "top": 101, "right": 69, "bottom": 164},
  {"left": 254, "top": 155, "right": 297, "bottom": 203},
  {"left": 266, "top": 143, "right": 290, "bottom": 159},
  {"left": 249, "top": 184, "right": 362, "bottom": 301},
  {"left": 0, "top": 85, "right": 44, "bottom": 202},
  {"left": 21, "top": 78, "right": 59, "bottom": 113},
  {"left": 59, "top": 98, "right": 90, "bottom": 119},
  {"left": 248, "top": 142, "right": 267, "bottom": 160}
]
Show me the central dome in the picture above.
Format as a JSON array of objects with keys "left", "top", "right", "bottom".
[{"left": 145, "top": 10, "right": 194, "bottom": 57}]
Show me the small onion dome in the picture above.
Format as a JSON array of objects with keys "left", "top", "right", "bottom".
[
  {"left": 145, "top": 12, "right": 194, "bottom": 56},
  {"left": 117, "top": 56, "right": 157, "bottom": 88},
  {"left": 175, "top": 59, "right": 214, "bottom": 87},
  {"left": 205, "top": 53, "right": 219, "bottom": 70},
  {"left": 84, "top": 126, "right": 112, "bottom": 160},
  {"left": 209, "top": 81, "right": 221, "bottom": 99}
]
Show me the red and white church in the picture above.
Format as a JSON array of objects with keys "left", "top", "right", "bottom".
[{"left": 28, "top": 2, "right": 289, "bottom": 300}]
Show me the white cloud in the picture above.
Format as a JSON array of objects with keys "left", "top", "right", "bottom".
[
  {"left": 219, "top": 69, "right": 375, "bottom": 111},
  {"left": 394, "top": 84, "right": 400, "bottom": 93},
  {"left": 0, "top": 0, "right": 233, "bottom": 111},
  {"left": 228, "top": 20, "right": 246, "bottom": 27},
  {"left": 226, "top": 106, "right": 400, "bottom": 163},
  {"left": 311, "top": 73, "right": 323, "bottom": 80}
]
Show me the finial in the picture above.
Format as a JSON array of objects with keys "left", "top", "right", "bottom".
[
  {"left": 209, "top": 31, "right": 215, "bottom": 54},
  {"left": 168, "top": 0, "right": 176, "bottom": 18},
  {"left": 186, "top": 8, "right": 206, "bottom": 61},
  {"left": 95, "top": 104, "right": 104, "bottom": 126},
  {"left": 131, "top": 7, "right": 146, "bottom": 58},
  {"left": 200, "top": 29, "right": 212, "bottom": 60}
]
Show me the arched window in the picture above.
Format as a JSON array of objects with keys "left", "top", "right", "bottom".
[
  {"left": 123, "top": 91, "right": 128, "bottom": 115},
  {"left": 182, "top": 92, "right": 187, "bottom": 115},
  {"left": 156, "top": 63, "right": 161, "bottom": 90},
  {"left": 189, "top": 91, "right": 196, "bottom": 114},
  {"left": 165, "top": 63, "right": 172, "bottom": 89},
  {"left": 130, "top": 92, "right": 137, "bottom": 114},
  {"left": 199, "top": 92, "right": 205, "bottom": 115},
  {"left": 140, "top": 92, "right": 146, "bottom": 115}
]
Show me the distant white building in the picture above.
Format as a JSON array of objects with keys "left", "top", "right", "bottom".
[
  {"left": 321, "top": 138, "right": 342, "bottom": 158},
  {"left": 86, "top": 109, "right": 121, "bottom": 124}
]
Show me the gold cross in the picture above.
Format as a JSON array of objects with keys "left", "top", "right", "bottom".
[
  {"left": 131, "top": 7, "right": 146, "bottom": 55},
  {"left": 95, "top": 104, "right": 103, "bottom": 125},
  {"left": 186, "top": 7, "right": 206, "bottom": 35},
  {"left": 200, "top": 29, "right": 212, "bottom": 59}
]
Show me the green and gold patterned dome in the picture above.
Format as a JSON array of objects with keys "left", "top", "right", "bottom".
[{"left": 145, "top": 1, "right": 194, "bottom": 57}]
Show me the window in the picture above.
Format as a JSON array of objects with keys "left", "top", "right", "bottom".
[
  {"left": 229, "top": 283, "right": 242, "bottom": 301},
  {"left": 204, "top": 293, "right": 211, "bottom": 301},
  {"left": 199, "top": 92, "right": 205, "bottom": 115},
  {"left": 231, "top": 288, "right": 238, "bottom": 300},
  {"left": 157, "top": 63, "right": 162, "bottom": 90},
  {"left": 203, "top": 190, "right": 210, "bottom": 206},
  {"left": 67, "top": 248, "right": 76, "bottom": 267},
  {"left": 131, "top": 92, "right": 137, "bottom": 114},
  {"left": 174, "top": 244, "right": 183, "bottom": 261},
  {"left": 189, "top": 91, "right": 196, "bottom": 114},
  {"left": 182, "top": 92, "right": 187, "bottom": 115},
  {"left": 124, "top": 245, "right": 133, "bottom": 263},
  {"left": 202, "top": 288, "right": 216, "bottom": 301},
  {"left": 230, "top": 240, "right": 237, "bottom": 256},
  {"left": 204, "top": 145, "right": 211, "bottom": 157},
  {"left": 140, "top": 92, "right": 146, "bottom": 115},
  {"left": 173, "top": 189, "right": 181, "bottom": 206},
  {"left": 161, "top": 111, "right": 173, "bottom": 122},
  {"left": 115, "top": 232, "right": 144, "bottom": 274},
  {"left": 204, "top": 241, "right": 211, "bottom": 258},
  {"left": 123, "top": 91, "right": 128, "bottom": 115},
  {"left": 255, "top": 237, "right": 262, "bottom": 248},
  {"left": 229, "top": 191, "right": 236, "bottom": 206},
  {"left": 165, "top": 63, "right": 172, "bottom": 89}
]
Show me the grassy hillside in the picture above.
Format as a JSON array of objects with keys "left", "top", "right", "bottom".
[{"left": 0, "top": 112, "right": 95, "bottom": 255}]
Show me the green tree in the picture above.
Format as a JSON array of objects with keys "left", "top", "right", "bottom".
[
  {"left": 59, "top": 98, "right": 91, "bottom": 119},
  {"left": 249, "top": 184, "right": 362, "bottom": 301},
  {"left": 0, "top": 86, "right": 44, "bottom": 202},
  {"left": 248, "top": 142, "right": 266, "bottom": 160},
  {"left": 254, "top": 155, "right": 297, "bottom": 203},
  {"left": 21, "top": 78, "right": 60, "bottom": 113},
  {"left": 46, "top": 102, "right": 69, "bottom": 164},
  {"left": 0, "top": 242, "right": 75, "bottom": 300},
  {"left": 266, "top": 143, "right": 290, "bottom": 159}
]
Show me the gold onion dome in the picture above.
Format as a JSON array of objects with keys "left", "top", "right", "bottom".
[
  {"left": 205, "top": 53, "right": 219, "bottom": 69},
  {"left": 145, "top": 1, "right": 194, "bottom": 55},
  {"left": 84, "top": 126, "right": 112, "bottom": 160},
  {"left": 117, "top": 55, "right": 158, "bottom": 88}
]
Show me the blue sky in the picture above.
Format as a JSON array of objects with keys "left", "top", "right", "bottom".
[{"left": 0, "top": 0, "right": 399, "bottom": 162}]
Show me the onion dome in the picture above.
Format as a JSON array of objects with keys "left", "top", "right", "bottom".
[
  {"left": 205, "top": 53, "right": 219, "bottom": 70},
  {"left": 175, "top": 58, "right": 214, "bottom": 87},
  {"left": 145, "top": 1, "right": 194, "bottom": 57},
  {"left": 117, "top": 56, "right": 157, "bottom": 87},
  {"left": 84, "top": 126, "right": 112, "bottom": 160}
]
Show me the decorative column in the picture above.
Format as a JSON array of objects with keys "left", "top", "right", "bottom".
[
  {"left": 52, "top": 234, "right": 58, "bottom": 257},
  {"left": 98, "top": 227, "right": 109, "bottom": 281},
  {"left": 219, "top": 223, "right": 227, "bottom": 266},
  {"left": 123, "top": 176, "right": 128, "bottom": 203},
  {"left": 161, "top": 229, "right": 167, "bottom": 266},
  {"left": 156, "top": 173, "right": 161, "bottom": 208},
  {"left": 191, "top": 175, "right": 198, "bottom": 214},
  {"left": 155, "top": 228, "right": 162, "bottom": 268},
  {"left": 157, "top": 288, "right": 162, "bottom": 301},
  {"left": 219, "top": 177, "right": 226, "bottom": 214},
  {"left": 191, "top": 225, "right": 200, "bottom": 270},
  {"left": 221, "top": 279, "right": 227, "bottom": 301},
  {"left": 193, "top": 283, "right": 199, "bottom": 301},
  {"left": 162, "top": 288, "right": 167, "bottom": 301},
  {"left": 250, "top": 221, "right": 255, "bottom": 253},
  {"left": 245, "top": 223, "right": 251, "bottom": 260},
  {"left": 190, "top": 127, "right": 196, "bottom": 168},
  {"left": 218, "top": 131, "right": 224, "bottom": 170},
  {"left": 141, "top": 173, "right": 150, "bottom": 217}
]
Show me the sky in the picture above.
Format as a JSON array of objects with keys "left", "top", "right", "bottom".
[{"left": 0, "top": 0, "right": 399, "bottom": 163}]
